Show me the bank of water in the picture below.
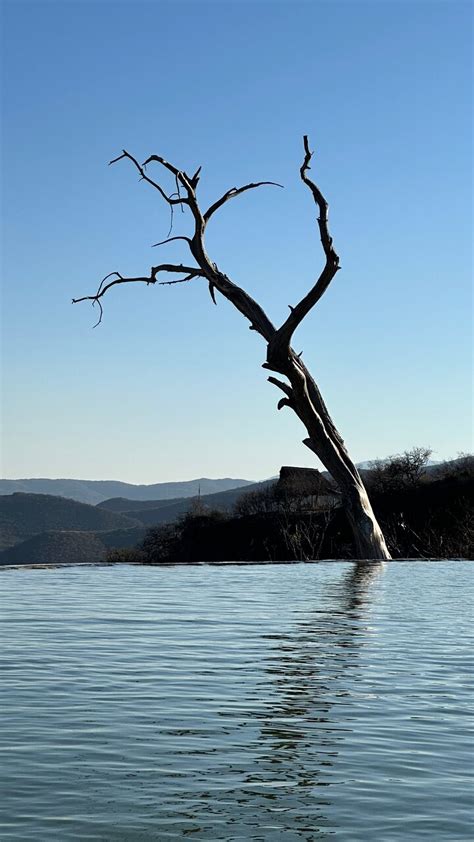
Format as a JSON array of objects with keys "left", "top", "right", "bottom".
[{"left": 0, "top": 561, "right": 472, "bottom": 840}]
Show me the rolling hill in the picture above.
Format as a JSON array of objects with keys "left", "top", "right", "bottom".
[
  {"left": 0, "top": 483, "right": 271, "bottom": 563},
  {"left": 0, "top": 477, "right": 255, "bottom": 505},
  {"left": 0, "top": 493, "right": 140, "bottom": 551}
]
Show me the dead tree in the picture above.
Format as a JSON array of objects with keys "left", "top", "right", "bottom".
[{"left": 73, "top": 137, "right": 391, "bottom": 559}]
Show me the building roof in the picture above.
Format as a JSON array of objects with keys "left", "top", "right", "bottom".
[{"left": 276, "top": 466, "right": 336, "bottom": 497}]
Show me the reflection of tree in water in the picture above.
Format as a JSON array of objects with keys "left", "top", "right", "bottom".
[
  {"left": 233, "top": 562, "right": 384, "bottom": 838},
  {"left": 178, "top": 562, "right": 384, "bottom": 840}
]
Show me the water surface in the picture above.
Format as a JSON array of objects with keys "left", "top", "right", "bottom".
[{"left": 1, "top": 561, "right": 472, "bottom": 840}]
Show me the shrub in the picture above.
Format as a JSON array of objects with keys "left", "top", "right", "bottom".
[
  {"left": 365, "top": 447, "right": 432, "bottom": 493},
  {"left": 106, "top": 547, "right": 147, "bottom": 563},
  {"left": 233, "top": 486, "right": 278, "bottom": 517}
]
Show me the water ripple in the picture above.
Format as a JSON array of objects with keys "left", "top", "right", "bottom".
[{"left": 0, "top": 561, "right": 472, "bottom": 840}]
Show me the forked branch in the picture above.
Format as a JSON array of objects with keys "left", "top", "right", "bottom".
[{"left": 74, "top": 138, "right": 341, "bottom": 346}]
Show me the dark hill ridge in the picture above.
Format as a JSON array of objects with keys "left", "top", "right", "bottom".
[
  {"left": 0, "top": 531, "right": 107, "bottom": 566},
  {"left": 0, "top": 477, "right": 255, "bottom": 505},
  {"left": 0, "top": 493, "right": 140, "bottom": 551}
]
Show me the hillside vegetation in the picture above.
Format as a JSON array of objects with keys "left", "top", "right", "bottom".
[
  {"left": 0, "top": 531, "right": 108, "bottom": 566},
  {"left": 125, "top": 454, "right": 474, "bottom": 563}
]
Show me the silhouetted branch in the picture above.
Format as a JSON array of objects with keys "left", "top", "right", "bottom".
[
  {"left": 72, "top": 264, "right": 203, "bottom": 325},
  {"left": 204, "top": 181, "right": 284, "bottom": 222},
  {"left": 277, "top": 397, "right": 294, "bottom": 411},
  {"left": 152, "top": 235, "right": 192, "bottom": 248},
  {"left": 208, "top": 281, "right": 217, "bottom": 305},
  {"left": 109, "top": 151, "right": 188, "bottom": 207},
  {"left": 189, "top": 165, "right": 202, "bottom": 188},
  {"left": 142, "top": 153, "right": 189, "bottom": 184},
  {"left": 158, "top": 269, "right": 203, "bottom": 286},
  {"left": 300, "top": 135, "right": 338, "bottom": 262},
  {"left": 267, "top": 136, "right": 340, "bottom": 363},
  {"left": 96, "top": 271, "right": 123, "bottom": 295},
  {"left": 267, "top": 376, "right": 293, "bottom": 398}
]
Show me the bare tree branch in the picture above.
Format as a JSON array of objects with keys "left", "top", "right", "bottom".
[
  {"left": 72, "top": 264, "right": 203, "bottom": 325},
  {"left": 110, "top": 151, "right": 188, "bottom": 207},
  {"left": 150, "top": 264, "right": 201, "bottom": 279},
  {"left": 142, "top": 153, "right": 188, "bottom": 182},
  {"left": 139, "top": 153, "right": 209, "bottom": 239},
  {"left": 208, "top": 281, "right": 217, "bottom": 305},
  {"left": 204, "top": 181, "right": 283, "bottom": 222},
  {"left": 267, "top": 137, "right": 341, "bottom": 364},
  {"left": 152, "top": 235, "right": 192, "bottom": 248},
  {"left": 189, "top": 165, "right": 202, "bottom": 188},
  {"left": 73, "top": 275, "right": 154, "bottom": 306},
  {"left": 268, "top": 376, "right": 297, "bottom": 413},
  {"left": 267, "top": 376, "right": 293, "bottom": 398},
  {"left": 96, "top": 271, "right": 123, "bottom": 295},
  {"left": 277, "top": 397, "right": 293, "bottom": 411},
  {"left": 300, "top": 135, "right": 339, "bottom": 262},
  {"left": 158, "top": 270, "right": 203, "bottom": 286}
]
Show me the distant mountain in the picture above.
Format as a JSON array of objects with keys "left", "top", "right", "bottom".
[
  {"left": 0, "top": 531, "right": 108, "bottom": 566},
  {"left": 0, "top": 493, "right": 140, "bottom": 551},
  {"left": 0, "top": 477, "right": 255, "bottom": 505},
  {"left": 98, "top": 480, "right": 277, "bottom": 527}
]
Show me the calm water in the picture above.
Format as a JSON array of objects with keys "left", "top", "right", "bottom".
[{"left": 0, "top": 561, "right": 472, "bottom": 840}]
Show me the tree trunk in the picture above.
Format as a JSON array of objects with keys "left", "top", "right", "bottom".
[
  {"left": 266, "top": 348, "right": 391, "bottom": 560},
  {"left": 344, "top": 485, "right": 391, "bottom": 559}
]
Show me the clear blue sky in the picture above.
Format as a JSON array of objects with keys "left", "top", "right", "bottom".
[{"left": 1, "top": 0, "right": 472, "bottom": 483}]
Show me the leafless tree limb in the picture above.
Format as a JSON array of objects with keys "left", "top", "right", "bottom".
[
  {"left": 277, "top": 397, "right": 294, "bottom": 411},
  {"left": 152, "top": 235, "right": 192, "bottom": 248},
  {"left": 142, "top": 153, "right": 189, "bottom": 183},
  {"left": 267, "top": 376, "right": 293, "bottom": 398},
  {"left": 96, "top": 271, "right": 123, "bottom": 295},
  {"left": 208, "top": 281, "right": 217, "bottom": 305},
  {"left": 204, "top": 181, "right": 284, "bottom": 222},
  {"left": 189, "top": 165, "right": 202, "bottom": 188},
  {"left": 72, "top": 264, "right": 203, "bottom": 325},
  {"left": 109, "top": 151, "right": 188, "bottom": 207},
  {"left": 267, "top": 135, "right": 340, "bottom": 363},
  {"left": 158, "top": 270, "right": 203, "bottom": 286}
]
